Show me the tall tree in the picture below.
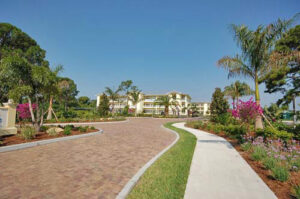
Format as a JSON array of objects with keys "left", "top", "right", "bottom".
[
  {"left": 98, "top": 93, "right": 110, "bottom": 116},
  {"left": 128, "top": 86, "right": 142, "bottom": 116},
  {"left": 78, "top": 96, "right": 90, "bottom": 106},
  {"left": 210, "top": 88, "right": 229, "bottom": 122},
  {"left": 154, "top": 95, "right": 172, "bottom": 115},
  {"left": 119, "top": 80, "right": 133, "bottom": 96},
  {"left": 0, "top": 23, "right": 49, "bottom": 103},
  {"left": 1, "top": 57, "right": 55, "bottom": 131},
  {"left": 58, "top": 77, "right": 79, "bottom": 111},
  {"left": 263, "top": 25, "right": 300, "bottom": 127},
  {"left": 104, "top": 87, "right": 121, "bottom": 113},
  {"left": 224, "top": 81, "right": 253, "bottom": 108},
  {"left": 217, "top": 15, "right": 296, "bottom": 129},
  {"left": 46, "top": 65, "right": 63, "bottom": 121}
]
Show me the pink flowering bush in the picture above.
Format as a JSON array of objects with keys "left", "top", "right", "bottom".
[
  {"left": 16, "top": 103, "right": 37, "bottom": 120},
  {"left": 231, "top": 98, "right": 263, "bottom": 124}
]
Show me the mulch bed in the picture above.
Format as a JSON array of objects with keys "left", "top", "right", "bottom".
[
  {"left": 186, "top": 124, "right": 300, "bottom": 199},
  {"left": 0, "top": 129, "right": 99, "bottom": 147}
]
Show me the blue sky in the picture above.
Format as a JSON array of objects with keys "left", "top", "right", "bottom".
[{"left": 1, "top": 0, "right": 299, "bottom": 106}]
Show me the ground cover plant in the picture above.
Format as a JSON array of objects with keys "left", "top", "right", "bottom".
[{"left": 127, "top": 122, "right": 196, "bottom": 199}]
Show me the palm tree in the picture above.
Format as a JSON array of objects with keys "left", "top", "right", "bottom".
[
  {"left": 224, "top": 81, "right": 253, "bottom": 108},
  {"left": 217, "top": 16, "right": 296, "bottom": 129},
  {"left": 105, "top": 87, "right": 121, "bottom": 113},
  {"left": 128, "top": 86, "right": 142, "bottom": 116},
  {"left": 154, "top": 95, "right": 172, "bottom": 116}
]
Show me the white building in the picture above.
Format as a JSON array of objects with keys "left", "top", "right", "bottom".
[
  {"left": 96, "top": 91, "right": 192, "bottom": 116},
  {"left": 193, "top": 102, "right": 211, "bottom": 116}
]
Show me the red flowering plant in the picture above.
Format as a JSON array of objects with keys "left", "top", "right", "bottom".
[
  {"left": 231, "top": 98, "right": 263, "bottom": 130},
  {"left": 16, "top": 103, "right": 37, "bottom": 121}
]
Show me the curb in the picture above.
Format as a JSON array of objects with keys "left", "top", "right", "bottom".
[
  {"left": 0, "top": 130, "right": 103, "bottom": 153},
  {"left": 116, "top": 123, "right": 180, "bottom": 199}
]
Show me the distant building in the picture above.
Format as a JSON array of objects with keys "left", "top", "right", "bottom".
[
  {"left": 96, "top": 91, "right": 192, "bottom": 116},
  {"left": 193, "top": 102, "right": 211, "bottom": 116}
]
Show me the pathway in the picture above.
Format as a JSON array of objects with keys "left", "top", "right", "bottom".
[
  {"left": 173, "top": 122, "right": 277, "bottom": 199},
  {"left": 0, "top": 118, "right": 180, "bottom": 199}
]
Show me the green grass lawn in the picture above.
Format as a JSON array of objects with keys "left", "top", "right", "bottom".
[{"left": 127, "top": 122, "right": 197, "bottom": 199}]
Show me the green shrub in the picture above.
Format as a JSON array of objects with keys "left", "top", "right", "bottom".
[
  {"left": 256, "top": 126, "right": 293, "bottom": 141},
  {"left": 251, "top": 146, "right": 267, "bottom": 161},
  {"left": 39, "top": 126, "right": 49, "bottom": 132},
  {"left": 79, "top": 126, "right": 88, "bottom": 132},
  {"left": 64, "top": 125, "right": 73, "bottom": 134},
  {"left": 271, "top": 165, "right": 289, "bottom": 182},
  {"left": 262, "top": 156, "right": 279, "bottom": 170},
  {"left": 241, "top": 142, "right": 252, "bottom": 151},
  {"left": 90, "top": 126, "right": 96, "bottom": 130},
  {"left": 63, "top": 128, "right": 71, "bottom": 135},
  {"left": 214, "top": 113, "right": 231, "bottom": 125},
  {"left": 213, "top": 124, "right": 224, "bottom": 134},
  {"left": 275, "top": 130, "right": 293, "bottom": 141},
  {"left": 64, "top": 124, "right": 74, "bottom": 130},
  {"left": 292, "top": 184, "right": 300, "bottom": 199},
  {"left": 20, "top": 126, "right": 36, "bottom": 140},
  {"left": 206, "top": 123, "right": 214, "bottom": 131},
  {"left": 193, "top": 123, "right": 200, "bottom": 129},
  {"left": 57, "top": 110, "right": 78, "bottom": 119}
]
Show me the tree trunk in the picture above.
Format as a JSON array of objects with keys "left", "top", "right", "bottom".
[
  {"left": 254, "top": 75, "right": 264, "bottom": 129},
  {"left": 46, "top": 96, "right": 53, "bottom": 120},
  {"left": 165, "top": 106, "right": 169, "bottom": 116},
  {"left": 27, "top": 97, "right": 36, "bottom": 123},
  {"left": 293, "top": 94, "right": 297, "bottom": 129},
  {"left": 232, "top": 98, "right": 236, "bottom": 109}
]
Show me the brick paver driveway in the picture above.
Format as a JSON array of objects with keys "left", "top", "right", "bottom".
[{"left": 0, "top": 118, "right": 182, "bottom": 199}]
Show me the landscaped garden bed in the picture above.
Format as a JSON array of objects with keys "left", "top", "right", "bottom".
[
  {"left": 186, "top": 120, "right": 300, "bottom": 199},
  {"left": 0, "top": 125, "right": 98, "bottom": 147}
]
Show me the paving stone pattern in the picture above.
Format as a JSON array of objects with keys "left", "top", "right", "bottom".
[{"left": 0, "top": 118, "right": 181, "bottom": 199}]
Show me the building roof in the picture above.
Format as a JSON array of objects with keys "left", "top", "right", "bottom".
[{"left": 192, "top": 102, "right": 211, "bottom": 104}]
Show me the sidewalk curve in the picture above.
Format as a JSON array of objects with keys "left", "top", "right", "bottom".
[{"left": 173, "top": 122, "right": 277, "bottom": 199}]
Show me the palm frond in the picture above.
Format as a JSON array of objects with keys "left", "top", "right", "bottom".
[{"left": 217, "top": 55, "right": 254, "bottom": 79}]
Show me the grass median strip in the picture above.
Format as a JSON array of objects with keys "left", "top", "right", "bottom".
[{"left": 127, "top": 122, "right": 197, "bottom": 199}]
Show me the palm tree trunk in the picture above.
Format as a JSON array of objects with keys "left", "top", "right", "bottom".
[
  {"left": 232, "top": 98, "right": 236, "bottom": 109},
  {"left": 165, "top": 106, "right": 169, "bottom": 116},
  {"left": 254, "top": 74, "right": 264, "bottom": 129}
]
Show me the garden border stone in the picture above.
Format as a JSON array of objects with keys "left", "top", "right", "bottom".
[
  {"left": 116, "top": 124, "right": 180, "bottom": 199},
  {"left": 0, "top": 130, "right": 103, "bottom": 153}
]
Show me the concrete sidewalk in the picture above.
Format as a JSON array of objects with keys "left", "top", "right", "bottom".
[{"left": 173, "top": 123, "right": 277, "bottom": 199}]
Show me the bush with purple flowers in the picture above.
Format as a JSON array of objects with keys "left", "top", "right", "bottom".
[{"left": 16, "top": 103, "right": 37, "bottom": 120}]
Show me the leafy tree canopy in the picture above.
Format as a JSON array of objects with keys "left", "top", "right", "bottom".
[
  {"left": 78, "top": 96, "right": 90, "bottom": 105},
  {"left": 263, "top": 25, "right": 300, "bottom": 106}
]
